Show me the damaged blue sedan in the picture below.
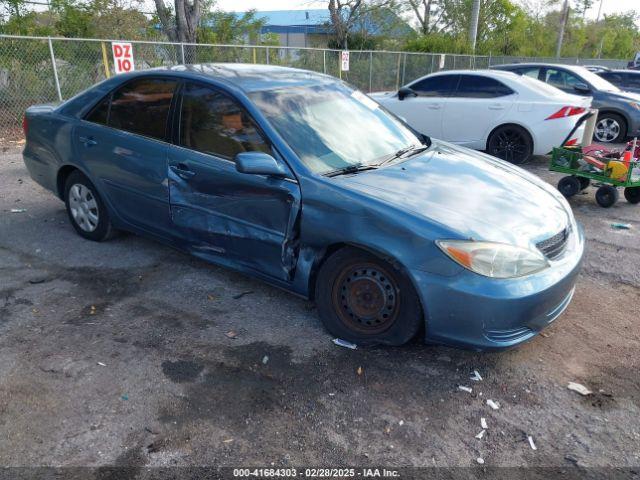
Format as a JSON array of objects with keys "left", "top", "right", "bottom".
[{"left": 23, "top": 64, "right": 584, "bottom": 350}]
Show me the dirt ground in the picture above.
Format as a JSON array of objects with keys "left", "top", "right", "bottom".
[{"left": 0, "top": 145, "right": 639, "bottom": 477}]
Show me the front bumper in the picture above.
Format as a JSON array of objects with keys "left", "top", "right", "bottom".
[{"left": 410, "top": 224, "right": 585, "bottom": 351}]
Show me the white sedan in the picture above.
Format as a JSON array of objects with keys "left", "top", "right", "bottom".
[{"left": 369, "top": 70, "right": 592, "bottom": 164}]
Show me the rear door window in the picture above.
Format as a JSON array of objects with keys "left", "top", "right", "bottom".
[
  {"left": 454, "top": 75, "right": 514, "bottom": 98},
  {"left": 178, "top": 82, "right": 270, "bottom": 160},
  {"left": 107, "top": 78, "right": 177, "bottom": 141},
  {"left": 85, "top": 95, "right": 110, "bottom": 125},
  {"left": 409, "top": 75, "right": 460, "bottom": 97}
]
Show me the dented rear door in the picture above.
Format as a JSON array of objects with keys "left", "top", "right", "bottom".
[{"left": 167, "top": 81, "right": 301, "bottom": 281}]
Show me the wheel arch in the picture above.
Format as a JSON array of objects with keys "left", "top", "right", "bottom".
[
  {"left": 56, "top": 164, "right": 80, "bottom": 200},
  {"left": 306, "top": 242, "right": 422, "bottom": 306}
]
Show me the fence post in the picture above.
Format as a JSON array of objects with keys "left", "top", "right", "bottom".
[
  {"left": 48, "top": 38, "right": 62, "bottom": 102},
  {"left": 488, "top": 52, "right": 492, "bottom": 67},
  {"left": 323, "top": 50, "right": 326, "bottom": 74},
  {"left": 395, "top": 53, "right": 401, "bottom": 90},
  {"left": 180, "top": 43, "right": 185, "bottom": 64},
  {"left": 401, "top": 52, "right": 407, "bottom": 85},
  {"left": 266, "top": 46, "right": 270, "bottom": 65},
  {"left": 101, "top": 42, "right": 111, "bottom": 78},
  {"left": 369, "top": 51, "right": 373, "bottom": 92}
]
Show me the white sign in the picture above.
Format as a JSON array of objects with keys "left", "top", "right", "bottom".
[
  {"left": 341, "top": 50, "right": 350, "bottom": 72},
  {"left": 112, "top": 42, "right": 135, "bottom": 74},
  {"left": 438, "top": 54, "right": 446, "bottom": 70}
]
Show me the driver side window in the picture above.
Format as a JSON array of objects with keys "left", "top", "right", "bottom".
[
  {"left": 179, "top": 82, "right": 271, "bottom": 160},
  {"left": 544, "top": 68, "right": 582, "bottom": 91}
]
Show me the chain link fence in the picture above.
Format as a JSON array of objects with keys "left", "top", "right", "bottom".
[{"left": 0, "top": 34, "right": 629, "bottom": 141}]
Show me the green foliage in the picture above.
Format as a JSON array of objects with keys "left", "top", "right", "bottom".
[{"left": 402, "top": 0, "right": 640, "bottom": 59}]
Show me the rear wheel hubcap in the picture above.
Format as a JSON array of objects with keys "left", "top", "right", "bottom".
[{"left": 69, "top": 183, "right": 99, "bottom": 232}]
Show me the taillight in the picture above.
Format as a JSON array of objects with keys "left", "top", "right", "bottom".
[
  {"left": 546, "top": 106, "right": 586, "bottom": 120},
  {"left": 22, "top": 115, "right": 28, "bottom": 136}
]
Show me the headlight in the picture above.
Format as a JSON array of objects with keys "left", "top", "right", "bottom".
[
  {"left": 436, "top": 240, "right": 549, "bottom": 278},
  {"left": 629, "top": 102, "right": 640, "bottom": 111}
]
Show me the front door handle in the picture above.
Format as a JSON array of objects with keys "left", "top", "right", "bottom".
[
  {"left": 79, "top": 136, "right": 97, "bottom": 147},
  {"left": 489, "top": 104, "right": 505, "bottom": 110},
  {"left": 427, "top": 104, "right": 442, "bottom": 110},
  {"left": 170, "top": 163, "right": 196, "bottom": 179}
]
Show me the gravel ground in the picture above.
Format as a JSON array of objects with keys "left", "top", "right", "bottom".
[{"left": 0, "top": 145, "right": 639, "bottom": 476}]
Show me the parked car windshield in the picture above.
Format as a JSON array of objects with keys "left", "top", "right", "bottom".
[
  {"left": 249, "top": 83, "right": 422, "bottom": 174},
  {"left": 576, "top": 67, "right": 621, "bottom": 92}
]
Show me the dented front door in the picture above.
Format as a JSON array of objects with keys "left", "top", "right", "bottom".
[{"left": 167, "top": 146, "right": 300, "bottom": 281}]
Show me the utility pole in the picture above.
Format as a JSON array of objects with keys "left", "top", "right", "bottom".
[
  {"left": 555, "top": 0, "right": 570, "bottom": 59},
  {"left": 596, "top": 0, "right": 604, "bottom": 22},
  {"left": 469, "top": 0, "right": 481, "bottom": 52}
]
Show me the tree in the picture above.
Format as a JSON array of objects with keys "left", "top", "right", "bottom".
[
  {"left": 327, "top": 0, "right": 399, "bottom": 49},
  {"left": 154, "top": 0, "right": 201, "bottom": 43}
]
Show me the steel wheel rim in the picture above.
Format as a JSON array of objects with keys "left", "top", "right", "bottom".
[
  {"left": 332, "top": 262, "right": 400, "bottom": 335},
  {"left": 490, "top": 129, "right": 528, "bottom": 163},
  {"left": 68, "top": 183, "right": 99, "bottom": 232},
  {"left": 595, "top": 118, "right": 620, "bottom": 142}
]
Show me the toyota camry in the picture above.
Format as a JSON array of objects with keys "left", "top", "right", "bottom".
[{"left": 22, "top": 64, "right": 584, "bottom": 350}]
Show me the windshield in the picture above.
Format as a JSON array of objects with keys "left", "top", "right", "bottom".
[
  {"left": 249, "top": 83, "right": 422, "bottom": 175},
  {"left": 517, "top": 75, "right": 573, "bottom": 97},
  {"left": 577, "top": 67, "right": 621, "bottom": 92}
]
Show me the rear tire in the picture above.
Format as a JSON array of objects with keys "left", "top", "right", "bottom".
[
  {"left": 64, "top": 171, "right": 115, "bottom": 241},
  {"left": 315, "top": 247, "right": 422, "bottom": 346},
  {"left": 594, "top": 113, "right": 627, "bottom": 143},
  {"left": 486, "top": 125, "right": 533, "bottom": 165},
  {"left": 595, "top": 185, "right": 619, "bottom": 208},
  {"left": 624, "top": 186, "right": 640, "bottom": 204},
  {"left": 558, "top": 176, "right": 581, "bottom": 198}
]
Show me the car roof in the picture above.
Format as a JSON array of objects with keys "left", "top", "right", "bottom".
[
  {"left": 128, "top": 63, "right": 335, "bottom": 93},
  {"left": 605, "top": 69, "right": 640, "bottom": 74},
  {"left": 494, "top": 62, "right": 588, "bottom": 74},
  {"left": 410, "top": 69, "right": 520, "bottom": 84}
]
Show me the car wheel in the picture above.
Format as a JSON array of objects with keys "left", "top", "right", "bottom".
[
  {"left": 557, "top": 176, "right": 581, "bottom": 197},
  {"left": 594, "top": 113, "right": 626, "bottom": 143},
  {"left": 595, "top": 185, "right": 619, "bottom": 208},
  {"left": 487, "top": 125, "right": 533, "bottom": 164},
  {"left": 315, "top": 247, "right": 422, "bottom": 346},
  {"left": 579, "top": 177, "right": 591, "bottom": 191},
  {"left": 64, "top": 170, "right": 115, "bottom": 241},
  {"left": 624, "top": 186, "right": 640, "bottom": 204}
]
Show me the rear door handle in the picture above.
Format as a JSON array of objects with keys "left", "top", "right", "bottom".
[
  {"left": 489, "top": 104, "right": 505, "bottom": 110},
  {"left": 427, "top": 104, "right": 442, "bottom": 110},
  {"left": 79, "top": 136, "right": 97, "bottom": 147},
  {"left": 170, "top": 163, "right": 196, "bottom": 179}
]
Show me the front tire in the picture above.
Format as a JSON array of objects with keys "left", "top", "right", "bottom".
[
  {"left": 64, "top": 171, "right": 115, "bottom": 241},
  {"left": 594, "top": 113, "right": 626, "bottom": 143},
  {"left": 486, "top": 125, "right": 533, "bottom": 165},
  {"left": 315, "top": 248, "right": 422, "bottom": 346}
]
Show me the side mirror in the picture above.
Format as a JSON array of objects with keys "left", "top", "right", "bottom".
[
  {"left": 573, "top": 82, "right": 591, "bottom": 94},
  {"left": 235, "top": 152, "right": 287, "bottom": 177},
  {"left": 398, "top": 86, "right": 417, "bottom": 101}
]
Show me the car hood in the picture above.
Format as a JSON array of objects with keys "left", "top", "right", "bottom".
[
  {"left": 603, "top": 90, "right": 640, "bottom": 103},
  {"left": 334, "top": 141, "right": 571, "bottom": 249}
]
